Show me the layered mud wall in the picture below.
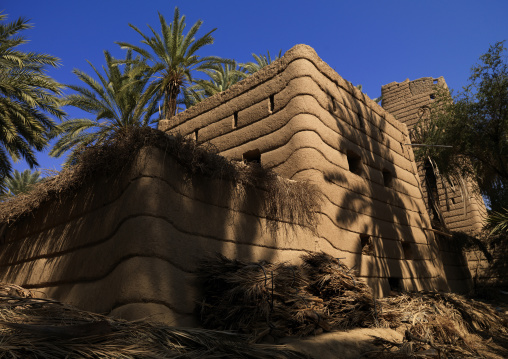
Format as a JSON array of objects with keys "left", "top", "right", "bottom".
[
  {"left": 381, "top": 77, "right": 488, "bottom": 233},
  {"left": 381, "top": 77, "right": 489, "bottom": 287},
  {"left": 160, "top": 44, "right": 473, "bottom": 294},
  {"left": 0, "top": 146, "right": 320, "bottom": 325}
]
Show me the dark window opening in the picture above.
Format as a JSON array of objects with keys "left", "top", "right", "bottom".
[
  {"left": 358, "top": 115, "right": 365, "bottom": 129},
  {"left": 388, "top": 277, "right": 401, "bottom": 291},
  {"left": 382, "top": 169, "right": 393, "bottom": 187},
  {"left": 430, "top": 94, "right": 436, "bottom": 100},
  {"left": 451, "top": 197, "right": 456, "bottom": 204},
  {"left": 233, "top": 112, "right": 239, "bottom": 128},
  {"left": 360, "top": 234, "right": 373, "bottom": 255},
  {"left": 269, "top": 95, "right": 275, "bottom": 112},
  {"left": 402, "top": 242, "right": 413, "bottom": 260},
  {"left": 243, "top": 149, "right": 261, "bottom": 164},
  {"left": 194, "top": 129, "right": 199, "bottom": 141},
  {"left": 347, "top": 151, "right": 362, "bottom": 175},
  {"left": 424, "top": 160, "right": 444, "bottom": 228}
]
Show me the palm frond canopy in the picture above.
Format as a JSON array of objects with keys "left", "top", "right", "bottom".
[
  {"left": 117, "top": 7, "right": 231, "bottom": 119},
  {"left": 50, "top": 50, "right": 158, "bottom": 166},
  {"left": 1, "top": 169, "right": 42, "bottom": 197},
  {"left": 487, "top": 208, "right": 508, "bottom": 235},
  {"left": 242, "top": 50, "right": 282, "bottom": 74},
  {"left": 0, "top": 13, "right": 64, "bottom": 191},
  {"left": 182, "top": 62, "right": 248, "bottom": 107}
]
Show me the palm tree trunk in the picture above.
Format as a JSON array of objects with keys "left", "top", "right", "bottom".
[{"left": 165, "top": 82, "right": 180, "bottom": 119}]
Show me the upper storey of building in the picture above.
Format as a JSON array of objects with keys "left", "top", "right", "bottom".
[
  {"left": 158, "top": 45, "right": 417, "bottom": 186},
  {"left": 381, "top": 77, "right": 448, "bottom": 129}
]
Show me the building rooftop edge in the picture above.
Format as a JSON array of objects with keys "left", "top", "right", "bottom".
[{"left": 159, "top": 44, "right": 409, "bottom": 137}]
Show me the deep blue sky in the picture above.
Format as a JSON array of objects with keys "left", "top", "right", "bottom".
[{"left": 5, "top": 0, "right": 508, "bottom": 174}]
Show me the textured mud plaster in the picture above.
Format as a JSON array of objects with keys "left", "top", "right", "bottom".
[
  {"left": 0, "top": 147, "right": 319, "bottom": 325},
  {"left": 0, "top": 45, "right": 477, "bottom": 326},
  {"left": 382, "top": 77, "right": 489, "bottom": 289},
  {"left": 162, "top": 44, "right": 474, "bottom": 297}
]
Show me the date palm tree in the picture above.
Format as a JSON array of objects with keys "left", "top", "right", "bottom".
[
  {"left": 50, "top": 50, "right": 158, "bottom": 166},
  {"left": 0, "top": 13, "right": 64, "bottom": 190},
  {"left": 242, "top": 50, "right": 282, "bottom": 74},
  {"left": 116, "top": 7, "right": 229, "bottom": 119},
  {"left": 1, "top": 169, "right": 42, "bottom": 198},
  {"left": 182, "top": 61, "right": 248, "bottom": 106}
]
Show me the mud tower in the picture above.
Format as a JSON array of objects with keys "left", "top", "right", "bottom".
[
  {"left": 381, "top": 78, "right": 489, "bottom": 285},
  {"left": 381, "top": 78, "right": 488, "bottom": 234}
]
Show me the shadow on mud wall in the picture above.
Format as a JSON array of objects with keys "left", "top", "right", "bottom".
[
  {"left": 0, "top": 172, "right": 119, "bottom": 287},
  {"left": 323, "top": 91, "right": 438, "bottom": 296},
  {"left": 0, "top": 132, "right": 288, "bottom": 326},
  {"left": 464, "top": 231, "right": 508, "bottom": 294}
]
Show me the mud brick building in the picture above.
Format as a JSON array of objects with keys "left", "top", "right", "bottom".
[{"left": 0, "top": 44, "right": 485, "bottom": 325}]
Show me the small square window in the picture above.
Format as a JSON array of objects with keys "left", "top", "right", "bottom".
[
  {"left": 382, "top": 169, "right": 393, "bottom": 187},
  {"left": 388, "top": 277, "right": 401, "bottom": 291},
  {"left": 430, "top": 94, "right": 436, "bottom": 100},
  {"left": 360, "top": 234, "right": 373, "bottom": 255},
  {"left": 358, "top": 116, "right": 365, "bottom": 129},
  {"left": 347, "top": 151, "right": 362, "bottom": 176},
  {"left": 243, "top": 149, "right": 261, "bottom": 164},
  {"left": 402, "top": 242, "right": 413, "bottom": 260}
]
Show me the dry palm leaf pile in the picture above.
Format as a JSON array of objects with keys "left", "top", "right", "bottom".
[
  {"left": 0, "top": 284, "right": 309, "bottom": 359},
  {"left": 198, "top": 252, "right": 508, "bottom": 358}
]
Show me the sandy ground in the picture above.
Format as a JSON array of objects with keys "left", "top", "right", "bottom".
[
  {"left": 281, "top": 326, "right": 508, "bottom": 359},
  {"left": 282, "top": 328, "right": 403, "bottom": 358}
]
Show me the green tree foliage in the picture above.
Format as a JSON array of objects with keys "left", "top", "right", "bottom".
[
  {"left": 50, "top": 50, "right": 158, "bottom": 166},
  {"left": 487, "top": 208, "right": 508, "bottom": 235},
  {"left": 413, "top": 41, "right": 508, "bottom": 231},
  {"left": 182, "top": 61, "right": 248, "bottom": 107},
  {"left": 0, "top": 13, "right": 64, "bottom": 191},
  {"left": 117, "top": 7, "right": 229, "bottom": 119},
  {"left": 242, "top": 50, "right": 282, "bottom": 74},
  {"left": 1, "top": 169, "right": 42, "bottom": 198}
]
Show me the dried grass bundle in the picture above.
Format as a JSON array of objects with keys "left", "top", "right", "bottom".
[
  {"left": 198, "top": 253, "right": 377, "bottom": 342},
  {"left": 302, "top": 253, "right": 376, "bottom": 329},
  {"left": 0, "top": 284, "right": 309, "bottom": 359},
  {"left": 371, "top": 291, "right": 508, "bottom": 357},
  {"left": 197, "top": 254, "right": 323, "bottom": 341},
  {"left": 198, "top": 252, "right": 508, "bottom": 357}
]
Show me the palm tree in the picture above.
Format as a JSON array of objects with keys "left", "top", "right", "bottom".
[
  {"left": 50, "top": 50, "right": 158, "bottom": 166},
  {"left": 182, "top": 61, "right": 248, "bottom": 106},
  {"left": 0, "top": 13, "right": 64, "bottom": 190},
  {"left": 117, "top": 7, "right": 229, "bottom": 119},
  {"left": 1, "top": 169, "right": 43, "bottom": 198},
  {"left": 242, "top": 50, "right": 282, "bottom": 74},
  {"left": 487, "top": 208, "right": 508, "bottom": 235}
]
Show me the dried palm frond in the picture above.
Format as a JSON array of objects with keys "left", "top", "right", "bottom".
[
  {"left": 0, "top": 283, "right": 309, "bottom": 359},
  {"left": 302, "top": 253, "right": 376, "bottom": 329},
  {"left": 197, "top": 254, "right": 323, "bottom": 340},
  {"left": 198, "top": 253, "right": 508, "bottom": 357},
  {"left": 0, "top": 127, "right": 322, "bottom": 234}
]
